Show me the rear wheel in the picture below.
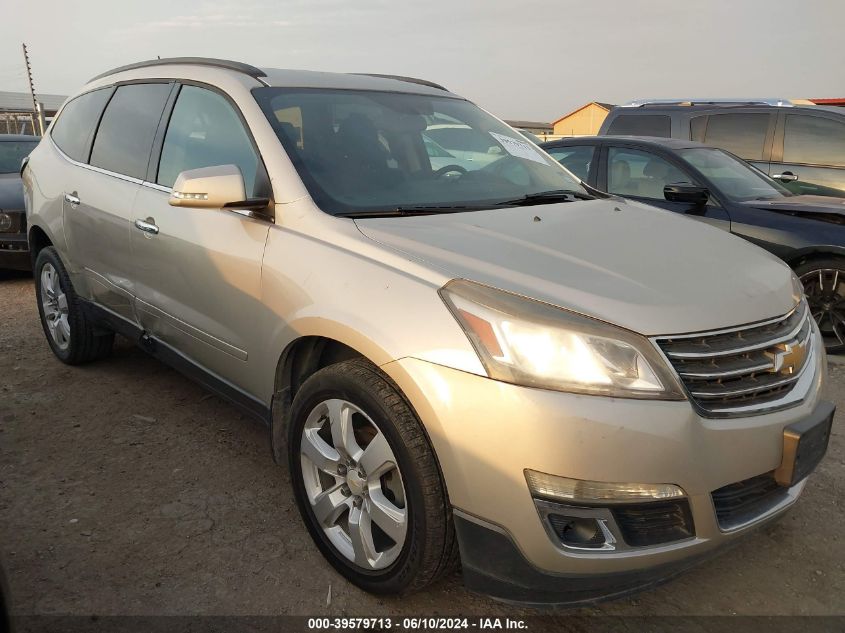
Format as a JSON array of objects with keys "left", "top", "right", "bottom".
[
  {"left": 288, "top": 358, "right": 457, "bottom": 594},
  {"left": 796, "top": 258, "right": 845, "bottom": 354},
  {"left": 34, "top": 247, "right": 114, "bottom": 364}
]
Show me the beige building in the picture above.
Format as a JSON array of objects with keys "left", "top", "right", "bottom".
[{"left": 552, "top": 101, "right": 614, "bottom": 137}]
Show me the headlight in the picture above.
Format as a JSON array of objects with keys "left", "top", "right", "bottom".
[
  {"left": 439, "top": 279, "right": 685, "bottom": 399},
  {"left": 0, "top": 212, "right": 12, "bottom": 232}
]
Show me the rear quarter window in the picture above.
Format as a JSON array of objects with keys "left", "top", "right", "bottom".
[
  {"left": 606, "top": 114, "right": 671, "bottom": 137},
  {"left": 50, "top": 88, "right": 112, "bottom": 162}
]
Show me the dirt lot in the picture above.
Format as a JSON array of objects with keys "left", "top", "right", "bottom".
[{"left": 1, "top": 270, "right": 843, "bottom": 619}]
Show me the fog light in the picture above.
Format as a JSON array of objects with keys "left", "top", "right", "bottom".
[
  {"left": 525, "top": 470, "right": 685, "bottom": 504},
  {"left": 0, "top": 213, "right": 12, "bottom": 232},
  {"left": 548, "top": 514, "right": 609, "bottom": 548}
]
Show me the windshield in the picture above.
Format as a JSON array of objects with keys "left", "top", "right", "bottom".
[
  {"left": 253, "top": 88, "right": 587, "bottom": 215},
  {"left": 678, "top": 147, "right": 789, "bottom": 201},
  {"left": 0, "top": 140, "right": 38, "bottom": 174}
]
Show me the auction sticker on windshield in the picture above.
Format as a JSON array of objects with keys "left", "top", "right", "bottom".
[{"left": 490, "top": 131, "right": 549, "bottom": 165}]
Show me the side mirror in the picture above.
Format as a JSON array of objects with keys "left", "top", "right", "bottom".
[
  {"left": 169, "top": 165, "right": 269, "bottom": 211},
  {"left": 664, "top": 183, "right": 709, "bottom": 205}
]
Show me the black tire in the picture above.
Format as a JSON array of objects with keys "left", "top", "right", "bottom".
[
  {"left": 794, "top": 257, "right": 845, "bottom": 354},
  {"left": 34, "top": 247, "right": 114, "bottom": 364},
  {"left": 288, "top": 358, "right": 458, "bottom": 594}
]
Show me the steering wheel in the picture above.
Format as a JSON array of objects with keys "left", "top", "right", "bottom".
[{"left": 434, "top": 164, "right": 468, "bottom": 179}]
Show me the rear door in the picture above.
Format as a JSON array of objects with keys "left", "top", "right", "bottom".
[
  {"left": 62, "top": 82, "right": 173, "bottom": 322},
  {"left": 602, "top": 144, "right": 731, "bottom": 230},
  {"left": 130, "top": 83, "right": 272, "bottom": 396},
  {"left": 771, "top": 111, "right": 845, "bottom": 196}
]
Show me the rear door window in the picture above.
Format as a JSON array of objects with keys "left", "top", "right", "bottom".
[
  {"left": 783, "top": 115, "right": 845, "bottom": 167},
  {"left": 50, "top": 88, "right": 112, "bottom": 162},
  {"left": 545, "top": 145, "right": 595, "bottom": 181},
  {"left": 605, "top": 114, "right": 671, "bottom": 137},
  {"left": 701, "top": 113, "right": 770, "bottom": 160},
  {"left": 90, "top": 83, "right": 172, "bottom": 179}
]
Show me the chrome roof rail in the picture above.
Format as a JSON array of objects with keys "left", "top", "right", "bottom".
[
  {"left": 89, "top": 57, "right": 267, "bottom": 82},
  {"left": 621, "top": 98, "right": 795, "bottom": 108}
]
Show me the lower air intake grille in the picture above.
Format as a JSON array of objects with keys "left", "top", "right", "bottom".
[
  {"left": 610, "top": 500, "right": 695, "bottom": 547},
  {"left": 655, "top": 301, "right": 813, "bottom": 416},
  {"left": 711, "top": 472, "right": 788, "bottom": 530}
]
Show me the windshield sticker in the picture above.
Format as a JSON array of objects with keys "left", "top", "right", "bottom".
[{"left": 489, "top": 132, "right": 550, "bottom": 165}]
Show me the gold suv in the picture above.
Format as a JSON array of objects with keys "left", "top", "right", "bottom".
[{"left": 22, "top": 58, "right": 834, "bottom": 604}]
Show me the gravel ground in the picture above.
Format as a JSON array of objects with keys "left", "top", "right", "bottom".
[{"left": 1, "top": 270, "right": 843, "bottom": 619}]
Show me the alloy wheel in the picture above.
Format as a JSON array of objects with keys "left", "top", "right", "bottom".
[
  {"left": 40, "top": 262, "right": 71, "bottom": 351},
  {"left": 801, "top": 268, "right": 845, "bottom": 351},
  {"left": 300, "top": 398, "right": 407, "bottom": 570}
]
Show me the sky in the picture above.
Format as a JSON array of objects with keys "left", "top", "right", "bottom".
[{"left": 1, "top": 0, "right": 844, "bottom": 122}]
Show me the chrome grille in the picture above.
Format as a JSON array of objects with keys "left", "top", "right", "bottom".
[{"left": 655, "top": 301, "right": 814, "bottom": 415}]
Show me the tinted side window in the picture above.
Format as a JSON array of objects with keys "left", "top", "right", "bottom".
[
  {"left": 545, "top": 145, "right": 595, "bottom": 181},
  {"left": 50, "top": 89, "right": 111, "bottom": 162},
  {"left": 607, "top": 147, "right": 692, "bottom": 199},
  {"left": 606, "top": 114, "right": 671, "bottom": 137},
  {"left": 90, "top": 83, "right": 171, "bottom": 179},
  {"left": 157, "top": 85, "right": 259, "bottom": 194},
  {"left": 702, "top": 113, "right": 769, "bottom": 160},
  {"left": 783, "top": 115, "right": 845, "bottom": 167}
]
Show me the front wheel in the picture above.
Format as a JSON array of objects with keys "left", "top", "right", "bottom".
[
  {"left": 288, "top": 359, "right": 457, "bottom": 594},
  {"left": 796, "top": 258, "right": 845, "bottom": 354}
]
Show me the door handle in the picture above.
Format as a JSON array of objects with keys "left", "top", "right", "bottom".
[
  {"left": 134, "top": 218, "right": 159, "bottom": 235},
  {"left": 64, "top": 192, "right": 80, "bottom": 208},
  {"left": 773, "top": 172, "right": 798, "bottom": 182}
]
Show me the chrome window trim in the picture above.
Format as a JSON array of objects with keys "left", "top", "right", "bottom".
[{"left": 48, "top": 135, "right": 143, "bottom": 185}]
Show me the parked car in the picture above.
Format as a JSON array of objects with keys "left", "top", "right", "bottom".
[
  {"left": 0, "top": 134, "right": 39, "bottom": 270},
  {"left": 514, "top": 128, "right": 544, "bottom": 145},
  {"left": 24, "top": 58, "right": 833, "bottom": 604},
  {"left": 542, "top": 135, "right": 845, "bottom": 353},
  {"left": 599, "top": 99, "right": 845, "bottom": 197}
]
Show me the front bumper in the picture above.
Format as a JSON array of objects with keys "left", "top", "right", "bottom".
[
  {"left": 381, "top": 337, "right": 829, "bottom": 602},
  {"left": 0, "top": 233, "right": 31, "bottom": 271}
]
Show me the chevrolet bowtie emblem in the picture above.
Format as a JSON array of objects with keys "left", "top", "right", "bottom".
[{"left": 767, "top": 341, "right": 807, "bottom": 376}]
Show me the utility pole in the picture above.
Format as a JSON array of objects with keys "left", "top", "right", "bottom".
[{"left": 22, "top": 43, "right": 45, "bottom": 136}]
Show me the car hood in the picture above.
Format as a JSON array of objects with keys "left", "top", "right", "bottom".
[
  {"left": 355, "top": 199, "right": 797, "bottom": 336},
  {"left": 0, "top": 173, "right": 24, "bottom": 210},
  {"left": 740, "top": 194, "right": 845, "bottom": 223}
]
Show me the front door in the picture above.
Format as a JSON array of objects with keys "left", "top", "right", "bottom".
[
  {"left": 771, "top": 112, "right": 845, "bottom": 197},
  {"left": 130, "top": 83, "right": 272, "bottom": 394},
  {"left": 603, "top": 145, "right": 731, "bottom": 230}
]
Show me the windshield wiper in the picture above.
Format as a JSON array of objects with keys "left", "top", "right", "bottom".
[
  {"left": 338, "top": 205, "right": 490, "bottom": 218},
  {"left": 495, "top": 189, "right": 595, "bottom": 207}
]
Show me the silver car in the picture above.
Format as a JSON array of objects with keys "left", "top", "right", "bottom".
[{"left": 23, "top": 57, "right": 833, "bottom": 604}]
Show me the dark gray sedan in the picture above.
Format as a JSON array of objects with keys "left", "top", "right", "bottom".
[{"left": 0, "top": 134, "right": 39, "bottom": 270}]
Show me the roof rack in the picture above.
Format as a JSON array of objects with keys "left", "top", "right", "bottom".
[
  {"left": 352, "top": 73, "right": 448, "bottom": 91},
  {"left": 89, "top": 57, "right": 267, "bottom": 83},
  {"left": 621, "top": 98, "right": 794, "bottom": 108}
]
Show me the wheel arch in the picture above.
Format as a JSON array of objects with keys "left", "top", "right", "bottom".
[
  {"left": 784, "top": 245, "right": 845, "bottom": 270},
  {"left": 269, "top": 331, "right": 388, "bottom": 464},
  {"left": 27, "top": 223, "right": 54, "bottom": 267}
]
